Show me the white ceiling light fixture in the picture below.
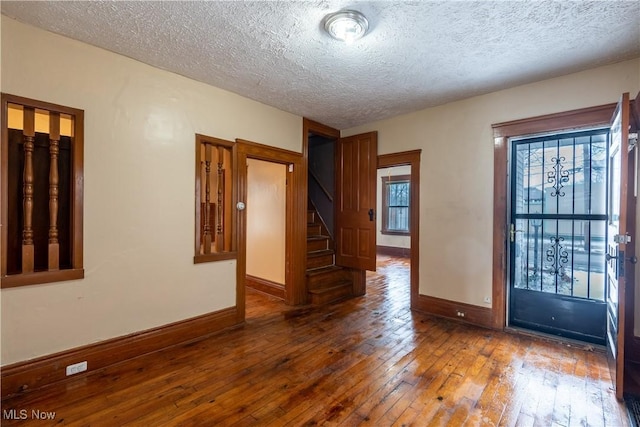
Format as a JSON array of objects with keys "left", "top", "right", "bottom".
[{"left": 323, "top": 10, "right": 369, "bottom": 43}]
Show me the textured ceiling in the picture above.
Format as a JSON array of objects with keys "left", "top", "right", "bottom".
[{"left": 2, "top": 1, "right": 639, "bottom": 129}]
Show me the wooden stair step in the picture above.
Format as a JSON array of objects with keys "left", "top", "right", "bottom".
[
  {"left": 307, "top": 211, "right": 316, "bottom": 223},
  {"left": 307, "top": 235, "right": 330, "bottom": 252},
  {"left": 308, "top": 280, "right": 353, "bottom": 305},
  {"left": 306, "top": 265, "right": 352, "bottom": 288},
  {"left": 307, "top": 223, "right": 322, "bottom": 235},
  {"left": 306, "top": 249, "right": 334, "bottom": 270}
]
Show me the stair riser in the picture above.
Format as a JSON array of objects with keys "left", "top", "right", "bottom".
[
  {"left": 307, "top": 270, "right": 352, "bottom": 287},
  {"left": 307, "top": 224, "right": 322, "bottom": 235},
  {"left": 307, "top": 254, "right": 334, "bottom": 270},
  {"left": 307, "top": 238, "right": 329, "bottom": 252},
  {"left": 309, "top": 285, "right": 352, "bottom": 305},
  {"left": 307, "top": 211, "right": 316, "bottom": 223}
]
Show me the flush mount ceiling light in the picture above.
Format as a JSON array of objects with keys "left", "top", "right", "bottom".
[{"left": 323, "top": 10, "right": 369, "bottom": 43}]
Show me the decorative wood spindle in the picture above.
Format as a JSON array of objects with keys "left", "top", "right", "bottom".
[
  {"left": 48, "top": 112, "right": 61, "bottom": 270},
  {"left": 203, "top": 145, "right": 212, "bottom": 254},
  {"left": 215, "top": 146, "right": 224, "bottom": 253},
  {"left": 22, "top": 107, "right": 36, "bottom": 273}
]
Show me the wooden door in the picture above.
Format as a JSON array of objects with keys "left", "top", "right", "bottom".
[
  {"left": 335, "top": 132, "right": 377, "bottom": 271},
  {"left": 606, "top": 92, "right": 632, "bottom": 401}
]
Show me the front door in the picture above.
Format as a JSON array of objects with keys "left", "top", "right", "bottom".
[
  {"left": 509, "top": 128, "right": 609, "bottom": 344},
  {"left": 335, "top": 132, "right": 378, "bottom": 271},
  {"left": 606, "top": 92, "right": 632, "bottom": 401}
]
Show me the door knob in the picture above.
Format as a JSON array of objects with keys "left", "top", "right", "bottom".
[{"left": 368, "top": 209, "right": 374, "bottom": 221}]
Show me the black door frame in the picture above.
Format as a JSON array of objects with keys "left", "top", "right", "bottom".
[{"left": 507, "top": 128, "right": 610, "bottom": 344}]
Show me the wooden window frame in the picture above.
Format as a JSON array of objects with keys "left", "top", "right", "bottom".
[
  {"left": 194, "top": 134, "right": 237, "bottom": 263},
  {"left": 491, "top": 103, "right": 616, "bottom": 329},
  {"left": 381, "top": 174, "right": 410, "bottom": 236},
  {"left": 1, "top": 93, "right": 84, "bottom": 288}
]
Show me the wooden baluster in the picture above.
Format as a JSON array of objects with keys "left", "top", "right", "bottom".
[
  {"left": 48, "top": 112, "right": 61, "bottom": 270},
  {"left": 215, "top": 146, "right": 224, "bottom": 253},
  {"left": 22, "top": 107, "right": 36, "bottom": 273},
  {"left": 223, "top": 150, "right": 233, "bottom": 252},
  {"left": 203, "top": 145, "right": 212, "bottom": 254}
]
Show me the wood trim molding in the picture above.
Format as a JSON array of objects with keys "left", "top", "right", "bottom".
[
  {"left": 0, "top": 268, "right": 84, "bottom": 288},
  {"left": 303, "top": 118, "right": 340, "bottom": 140},
  {"left": 492, "top": 135, "right": 508, "bottom": 330},
  {"left": 1, "top": 93, "right": 85, "bottom": 288},
  {"left": 377, "top": 150, "right": 423, "bottom": 168},
  {"left": 246, "top": 275, "right": 285, "bottom": 300},
  {"left": 378, "top": 150, "right": 421, "bottom": 311},
  {"left": 381, "top": 174, "right": 411, "bottom": 236},
  {"left": 492, "top": 103, "right": 616, "bottom": 137},
  {"left": 491, "top": 103, "right": 617, "bottom": 330},
  {"left": 376, "top": 245, "right": 411, "bottom": 258},
  {"left": 413, "top": 294, "right": 493, "bottom": 329},
  {"left": 235, "top": 138, "right": 301, "bottom": 161},
  {"left": 303, "top": 118, "right": 340, "bottom": 303},
  {"left": 193, "top": 134, "right": 237, "bottom": 263},
  {"left": 1, "top": 307, "right": 240, "bottom": 399},
  {"left": 236, "top": 139, "right": 306, "bottom": 306}
]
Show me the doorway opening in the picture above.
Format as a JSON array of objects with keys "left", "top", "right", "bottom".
[
  {"left": 508, "top": 128, "right": 609, "bottom": 345},
  {"left": 377, "top": 151, "right": 421, "bottom": 310},
  {"left": 376, "top": 165, "right": 412, "bottom": 308},
  {"left": 236, "top": 139, "right": 306, "bottom": 321},
  {"left": 245, "top": 159, "right": 287, "bottom": 301}
]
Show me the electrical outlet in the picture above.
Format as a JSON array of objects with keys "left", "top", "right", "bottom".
[
  {"left": 484, "top": 296, "right": 491, "bottom": 304},
  {"left": 66, "top": 361, "right": 87, "bottom": 376}
]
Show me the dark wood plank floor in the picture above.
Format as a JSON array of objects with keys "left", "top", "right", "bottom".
[{"left": 1, "top": 255, "right": 630, "bottom": 426}]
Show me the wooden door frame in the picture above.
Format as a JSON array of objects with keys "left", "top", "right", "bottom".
[
  {"left": 236, "top": 139, "right": 306, "bottom": 319},
  {"left": 303, "top": 119, "right": 420, "bottom": 304},
  {"left": 378, "top": 150, "right": 421, "bottom": 309},
  {"left": 491, "top": 103, "right": 616, "bottom": 329},
  {"left": 302, "top": 118, "right": 341, "bottom": 294}
]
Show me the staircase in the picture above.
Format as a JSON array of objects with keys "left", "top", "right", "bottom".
[{"left": 306, "top": 207, "right": 353, "bottom": 305}]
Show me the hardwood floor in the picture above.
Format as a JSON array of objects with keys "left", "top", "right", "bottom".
[{"left": 1, "top": 255, "right": 630, "bottom": 426}]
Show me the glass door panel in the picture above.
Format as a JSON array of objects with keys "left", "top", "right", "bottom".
[{"left": 509, "top": 129, "right": 608, "bottom": 344}]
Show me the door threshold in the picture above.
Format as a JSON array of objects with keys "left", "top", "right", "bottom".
[{"left": 504, "top": 326, "right": 606, "bottom": 353}]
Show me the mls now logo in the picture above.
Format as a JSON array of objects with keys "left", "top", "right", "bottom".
[
  {"left": 3, "top": 409, "right": 56, "bottom": 420},
  {"left": 3, "top": 409, "right": 27, "bottom": 420}
]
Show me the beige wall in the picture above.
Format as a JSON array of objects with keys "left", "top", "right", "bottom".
[
  {"left": 2, "top": 16, "right": 639, "bottom": 367},
  {"left": 344, "top": 58, "right": 640, "bottom": 332},
  {"left": 0, "top": 17, "right": 301, "bottom": 365},
  {"left": 246, "top": 159, "right": 286, "bottom": 284},
  {"left": 377, "top": 166, "right": 411, "bottom": 249}
]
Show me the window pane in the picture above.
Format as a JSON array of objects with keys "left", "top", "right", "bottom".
[
  {"left": 388, "top": 207, "right": 409, "bottom": 231},
  {"left": 388, "top": 182, "right": 409, "bottom": 206}
]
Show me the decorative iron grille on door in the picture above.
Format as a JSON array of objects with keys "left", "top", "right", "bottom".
[{"left": 509, "top": 128, "right": 609, "bottom": 344}]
